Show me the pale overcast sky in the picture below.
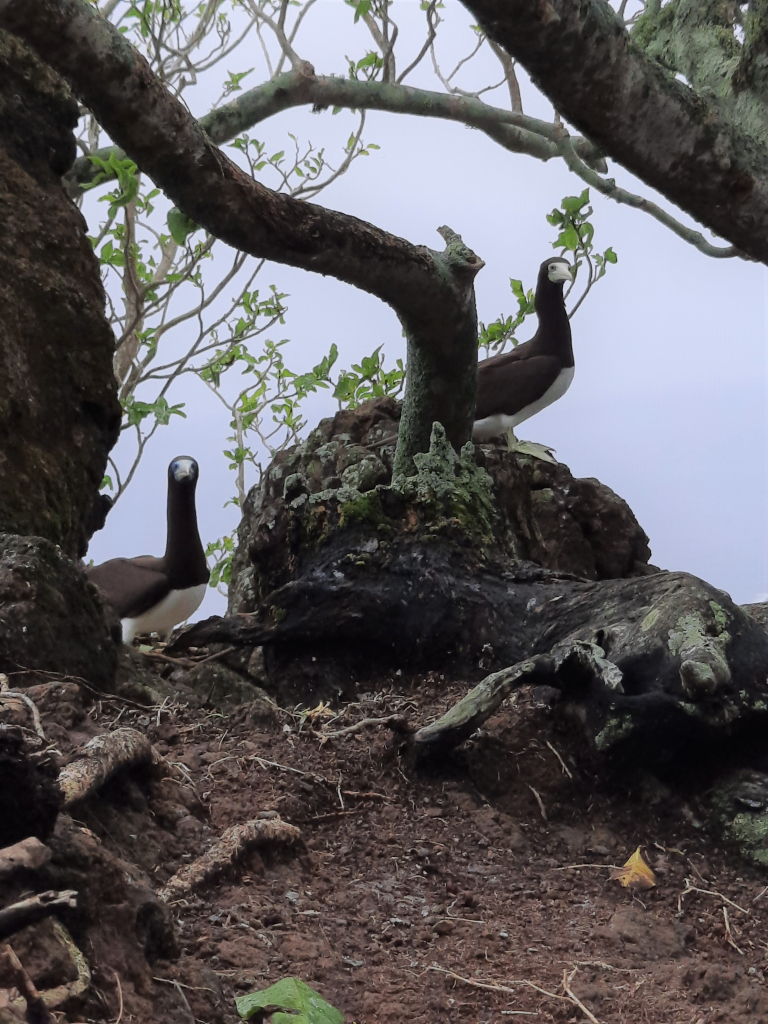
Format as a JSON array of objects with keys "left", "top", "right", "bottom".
[{"left": 86, "top": 1, "right": 768, "bottom": 619}]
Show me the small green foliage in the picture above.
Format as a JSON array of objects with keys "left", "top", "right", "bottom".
[
  {"left": 479, "top": 192, "right": 616, "bottom": 356},
  {"left": 206, "top": 534, "right": 235, "bottom": 590},
  {"left": 477, "top": 278, "right": 534, "bottom": 354},
  {"left": 548, "top": 189, "right": 618, "bottom": 296},
  {"left": 333, "top": 346, "right": 404, "bottom": 408},
  {"left": 123, "top": 395, "right": 186, "bottom": 428},
  {"left": 347, "top": 0, "right": 373, "bottom": 23},
  {"left": 167, "top": 207, "right": 201, "bottom": 245},
  {"left": 85, "top": 151, "right": 140, "bottom": 217},
  {"left": 224, "top": 67, "right": 254, "bottom": 95}
]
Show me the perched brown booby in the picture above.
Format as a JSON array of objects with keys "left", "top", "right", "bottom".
[
  {"left": 87, "top": 456, "right": 209, "bottom": 644},
  {"left": 473, "top": 257, "right": 574, "bottom": 445}
]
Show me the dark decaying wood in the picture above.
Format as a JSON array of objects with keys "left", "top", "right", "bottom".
[
  {"left": 0, "top": 891, "right": 77, "bottom": 943},
  {"left": 173, "top": 530, "right": 768, "bottom": 770}
]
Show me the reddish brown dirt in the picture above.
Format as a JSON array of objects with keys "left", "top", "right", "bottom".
[{"left": 9, "top": 669, "right": 768, "bottom": 1024}]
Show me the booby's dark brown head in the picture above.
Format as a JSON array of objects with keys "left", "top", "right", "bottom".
[{"left": 536, "top": 257, "right": 573, "bottom": 308}]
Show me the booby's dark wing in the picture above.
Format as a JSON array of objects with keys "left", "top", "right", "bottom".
[
  {"left": 86, "top": 556, "right": 170, "bottom": 618},
  {"left": 475, "top": 352, "right": 563, "bottom": 419}
]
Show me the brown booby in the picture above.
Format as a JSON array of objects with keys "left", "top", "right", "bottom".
[
  {"left": 87, "top": 456, "right": 209, "bottom": 644},
  {"left": 473, "top": 257, "right": 574, "bottom": 445}
]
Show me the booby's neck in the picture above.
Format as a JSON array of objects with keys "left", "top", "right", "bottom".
[
  {"left": 532, "top": 282, "right": 572, "bottom": 363},
  {"left": 164, "top": 480, "right": 207, "bottom": 587}
]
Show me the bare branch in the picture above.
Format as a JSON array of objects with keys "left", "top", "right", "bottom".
[
  {"left": 488, "top": 38, "right": 522, "bottom": 112},
  {"left": 558, "top": 136, "right": 741, "bottom": 259},
  {"left": 397, "top": 0, "right": 438, "bottom": 83}
]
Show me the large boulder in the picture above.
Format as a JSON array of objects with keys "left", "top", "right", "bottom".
[
  {"left": 0, "top": 534, "right": 117, "bottom": 690},
  {"left": 229, "top": 397, "right": 654, "bottom": 613},
  {"left": 173, "top": 402, "right": 768, "bottom": 779}
]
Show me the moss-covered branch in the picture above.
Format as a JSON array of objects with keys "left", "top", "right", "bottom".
[{"left": 63, "top": 62, "right": 606, "bottom": 196}]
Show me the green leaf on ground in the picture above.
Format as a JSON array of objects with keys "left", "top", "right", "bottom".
[{"left": 236, "top": 977, "right": 344, "bottom": 1024}]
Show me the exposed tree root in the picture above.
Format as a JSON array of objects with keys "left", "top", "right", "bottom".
[
  {"left": 159, "top": 816, "right": 302, "bottom": 902},
  {"left": 0, "top": 839, "right": 50, "bottom": 881},
  {"left": 58, "top": 727, "right": 163, "bottom": 807},
  {"left": 0, "top": 891, "right": 77, "bottom": 943}
]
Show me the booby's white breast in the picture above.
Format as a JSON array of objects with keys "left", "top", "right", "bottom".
[
  {"left": 473, "top": 366, "right": 574, "bottom": 442},
  {"left": 121, "top": 583, "right": 207, "bottom": 644}
]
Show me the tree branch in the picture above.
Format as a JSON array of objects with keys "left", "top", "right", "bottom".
[
  {"left": 558, "top": 137, "right": 741, "bottom": 259},
  {"left": 64, "top": 63, "right": 607, "bottom": 194},
  {"left": 0, "top": 0, "right": 485, "bottom": 467},
  {"left": 461, "top": 0, "right": 768, "bottom": 264}
]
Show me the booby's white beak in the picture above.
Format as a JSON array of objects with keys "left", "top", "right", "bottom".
[{"left": 548, "top": 262, "right": 574, "bottom": 284}]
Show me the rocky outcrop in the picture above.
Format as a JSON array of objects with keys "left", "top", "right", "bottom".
[
  {"left": 0, "top": 30, "right": 120, "bottom": 557},
  {"left": 0, "top": 534, "right": 117, "bottom": 689},
  {"left": 229, "top": 397, "right": 654, "bottom": 612},
  {"left": 172, "top": 400, "right": 768, "bottom": 778}
]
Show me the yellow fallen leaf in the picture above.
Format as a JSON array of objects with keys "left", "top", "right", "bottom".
[
  {"left": 610, "top": 846, "right": 657, "bottom": 890},
  {"left": 304, "top": 701, "right": 334, "bottom": 722}
]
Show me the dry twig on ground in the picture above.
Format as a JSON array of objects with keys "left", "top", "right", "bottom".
[{"left": 2, "top": 944, "right": 54, "bottom": 1024}]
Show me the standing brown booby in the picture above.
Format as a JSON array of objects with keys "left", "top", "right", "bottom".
[
  {"left": 473, "top": 257, "right": 574, "bottom": 444},
  {"left": 87, "top": 456, "right": 209, "bottom": 644}
]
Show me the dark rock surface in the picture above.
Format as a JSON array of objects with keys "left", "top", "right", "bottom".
[
  {"left": 0, "top": 30, "right": 120, "bottom": 557},
  {"left": 0, "top": 728, "right": 60, "bottom": 846},
  {"left": 0, "top": 534, "right": 117, "bottom": 690},
  {"left": 171, "top": 401, "right": 768, "bottom": 775}
]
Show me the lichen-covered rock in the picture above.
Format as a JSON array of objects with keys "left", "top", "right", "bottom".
[
  {"left": 230, "top": 397, "right": 654, "bottom": 612},
  {"left": 706, "top": 770, "right": 768, "bottom": 867},
  {"left": 0, "top": 30, "right": 120, "bottom": 557},
  {"left": 0, "top": 534, "right": 117, "bottom": 690}
]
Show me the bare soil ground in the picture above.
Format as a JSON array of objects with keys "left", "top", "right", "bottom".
[{"left": 12, "top": 667, "right": 768, "bottom": 1024}]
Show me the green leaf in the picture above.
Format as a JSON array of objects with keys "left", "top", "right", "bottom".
[
  {"left": 604, "top": 247, "right": 618, "bottom": 263},
  {"left": 236, "top": 978, "right": 343, "bottom": 1023},
  {"left": 561, "top": 188, "right": 590, "bottom": 213},
  {"left": 349, "top": 0, "right": 372, "bottom": 22},
  {"left": 167, "top": 208, "right": 200, "bottom": 245},
  {"left": 562, "top": 223, "right": 580, "bottom": 251}
]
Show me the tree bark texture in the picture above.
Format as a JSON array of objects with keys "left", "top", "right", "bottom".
[
  {"left": 0, "top": 30, "right": 120, "bottom": 556},
  {"left": 0, "top": 0, "right": 485, "bottom": 466},
  {"left": 461, "top": 0, "right": 768, "bottom": 263}
]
